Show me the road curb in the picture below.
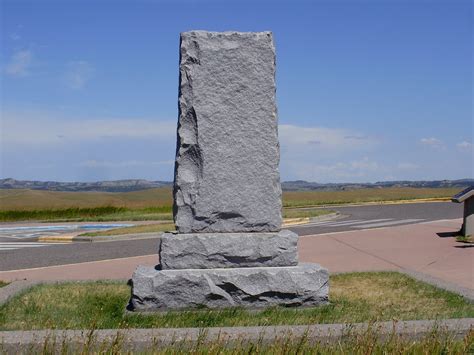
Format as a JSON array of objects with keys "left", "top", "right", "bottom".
[
  {"left": 38, "top": 232, "right": 164, "bottom": 243},
  {"left": 0, "top": 318, "right": 472, "bottom": 351},
  {"left": 0, "top": 280, "right": 42, "bottom": 306}
]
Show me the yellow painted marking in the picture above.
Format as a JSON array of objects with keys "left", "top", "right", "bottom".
[{"left": 37, "top": 234, "right": 76, "bottom": 243}]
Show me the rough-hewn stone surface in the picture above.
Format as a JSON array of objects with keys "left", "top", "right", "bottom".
[
  {"left": 159, "top": 230, "right": 298, "bottom": 269},
  {"left": 129, "top": 263, "right": 329, "bottom": 311},
  {"left": 174, "top": 31, "right": 281, "bottom": 233}
]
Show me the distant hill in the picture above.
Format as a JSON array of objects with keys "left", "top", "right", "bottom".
[
  {"left": 0, "top": 178, "right": 172, "bottom": 193},
  {"left": 281, "top": 179, "right": 474, "bottom": 191},
  {"left": 0, "top": 178, "right": 472, "bottom": 193}
]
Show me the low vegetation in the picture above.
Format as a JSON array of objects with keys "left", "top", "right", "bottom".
[
  {"left": 456, "top": 235, "right": 473, "bottom": 244},
  {"left": 1, "top": 272, "right": 473, "bottom": 331},
  {"left": 80, "top": 209, "right": 334, "bottom": 236},
  {"left": 282, "top": 187, "right": 458, "bottom": 208},
  {"left": 0, "top": 187, "right": 458, "bottom": 222},
  {"left": 0, "top": 281, "right": 8, "bottom": 288},
  {"left": 0, "top": 206, "right": 172, "bottom": 222},
  {"left": 12, "top": 328, "right": 474, "bottom": 354},
  {"left": 81, "top": 223, "right": 176, "bottom": 237}
]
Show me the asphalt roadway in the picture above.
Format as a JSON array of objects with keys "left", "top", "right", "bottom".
[{"left": 0, "top": 202, "right": 463, "bottom": 271}]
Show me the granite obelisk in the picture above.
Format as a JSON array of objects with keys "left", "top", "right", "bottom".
[{"left": 129, "top": 31, "right": 329, "bottom": 311}]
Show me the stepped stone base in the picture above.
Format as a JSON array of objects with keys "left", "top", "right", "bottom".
[
  {"left": 159, "top": 230, "right": 298, "bottom": 269},
  {"left": 129, "top": 263, "right": 329, "bottom": 311}
]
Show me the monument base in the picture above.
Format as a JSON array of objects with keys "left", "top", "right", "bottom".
[{"left": 129, "top": 263, "right": 329, "bottom": 311}]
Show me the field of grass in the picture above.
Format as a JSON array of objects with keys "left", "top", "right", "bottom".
[
  {"left": 1, "top": 272, "right": 473, "bottom": 331},
  {"left": 282, "top": 187, "right": 459, "bottom": 207},
  {"left": 0, "top": 206, "right": 173, "bottom": 223},
  {"left": 0, "top": 188, "right": 173, "bottom": 211},
  {"left": 0, "top": 187, "right": 459, "bottom": 222}
]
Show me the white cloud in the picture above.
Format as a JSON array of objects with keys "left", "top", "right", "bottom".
[
  {"left": 279, "top": 124, "right": 376, "bottom": 152},
  {"left": 2, "top": 110, "right": 176, "bottom": 146},
  {"left": 64, "top": 61, "right": 94, "bottom": 89},
  {"left": 5, "top": 49, "right": 32, "bottom": 77},
  {"left": 457, "top": 141, "right": 473, "bottom": 151},
  {"left": 288, "top": 157, "right": 382, "bottom": 182},
  {"left": 397, "top": 162, "right": 419, "bottom": 170},
  {"left": 420, "top": 137, "right": 443, "bottom": 147},
  {"left": 79, "top": 160, "right": 174, "bottom": 168}
]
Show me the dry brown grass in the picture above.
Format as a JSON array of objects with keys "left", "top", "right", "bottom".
[
  {"left": 0, "top": 188, "right": 172, "bottom": 211},
  {"left": 0, "top": 187, "right": 458, "bottom": 212},
  {"left": 282, "top": 187, "right": 457, "bottom": 207}
]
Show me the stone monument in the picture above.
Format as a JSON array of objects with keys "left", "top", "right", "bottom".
[{"left": 129, "top": 31, "right": 329, "bottom": 311}]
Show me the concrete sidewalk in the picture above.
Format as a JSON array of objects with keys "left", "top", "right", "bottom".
[
  {"left": 0, "top": 219, "right": 472, "bottom": 294},
  {"left": 299, "top": 218, "right": 473, "bottom": 291}
]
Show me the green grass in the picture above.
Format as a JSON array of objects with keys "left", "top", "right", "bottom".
[
  {"left": 81, "top": 223, "right": 176, "bottom": 237},
  {"left": 1, "top": 272, "right": 473, "bottom": 331},
  {"left": 0, "top": 206, "right": 172, "bottom": 222},
  {"left": 17, "top": 327, "right": 474, "bottom": 354},
  {"left": 0, "top": 281, "right": 8, "bottom": 288},
  {"left": 80, "top": 210, "right": 334, "bottom": 237},
  {"left": 456, "top": 235, "right": 473, "bottom": 243}
]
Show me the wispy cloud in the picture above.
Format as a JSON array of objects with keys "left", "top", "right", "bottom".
[
  {"left": 2, "top": 110, "right": 176, "bottom": 146},
  {"left": 5, "top": 49, "right": 32, "bottom": 77},
  {"left": 397, "top": 162, "right": 419, "bottom": 170},
  {"left": 457, "top": 141, "right": 473, "bottom": 151},
  {"left": 288, "top": 157, "right": 382, "bottom": 182},
  {"left": 279, "top": 124, "right": 376, "bottom": 152},
  {"left": 64, "top": 61, "right": 94, "bottom": 89},
  {"left": 78, "top": 160, "right": 174, "bottom": 168},
  {"left": 420, "top": 137, "right": 443, "bottom": 146},
  {"left": 420, "top": 137, "right": 445, "bottom": 150}
]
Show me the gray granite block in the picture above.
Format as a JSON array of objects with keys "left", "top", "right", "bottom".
[
  {"left": 129, "top": 263, "right": 329, "bottom": 311},
  {"left": 174, "top": 31, "right": 282, "bottom": 233},
  {"left": 159, "top": 230, "right": 298, "bottom": 269}
]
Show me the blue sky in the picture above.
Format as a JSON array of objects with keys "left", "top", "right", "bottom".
[{"left": 1, "top": 0, "right": 472, "bottom": 183}]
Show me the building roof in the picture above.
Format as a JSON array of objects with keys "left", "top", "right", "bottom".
[{"left": 452, "top": 186, "right": 474, "bottom": 203}]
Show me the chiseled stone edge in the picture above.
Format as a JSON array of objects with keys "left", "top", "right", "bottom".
[
  {"left": 159, "top": 230, "right": 298, "bottom": 269},
  {"left": 129, "top": 263, "right": 329, "bottom": 311}
]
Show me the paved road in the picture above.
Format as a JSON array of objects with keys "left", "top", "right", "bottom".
[
  {"left": 291, "top": 201, "right": 462, "bottom": 236},
  {"left": 0, "top": 202, "right": 463, "bottom": 271}
]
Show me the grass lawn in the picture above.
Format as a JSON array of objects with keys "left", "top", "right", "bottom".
[
  {"left": 80, "top": 209, "right": 334, "bottom": 236},
  {"left": 0, "top": 187, "right": 459, "bottom": 222},
  {"left": 81, "top": 223, "right": 176, "bottom": 236},
  {"left": 1, "top": 272, "right": 473, "bottom": 331}
]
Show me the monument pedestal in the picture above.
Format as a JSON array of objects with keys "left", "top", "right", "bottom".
[{"left": 129, "top": 231, "right": 329, "bottom": 311}]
